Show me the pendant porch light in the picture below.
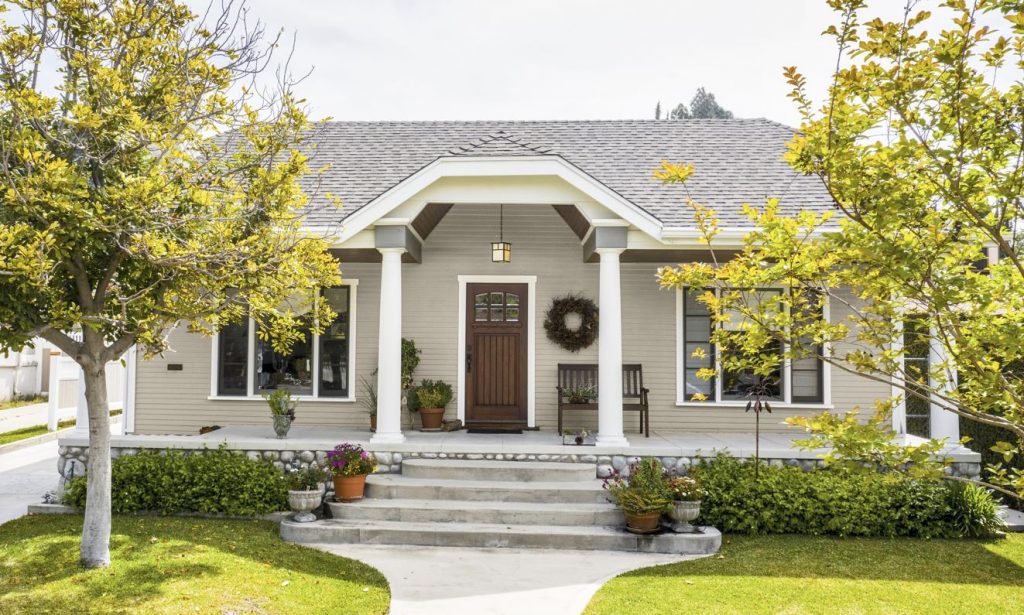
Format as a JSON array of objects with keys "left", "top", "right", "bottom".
[{"left": 491, "top": 203, "right": 511, "bottom": 262}]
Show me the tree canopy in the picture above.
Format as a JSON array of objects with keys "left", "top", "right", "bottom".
[
  {"left": 0, "top": 0, "right": 340, "bottom": 566},
  {"left": 657, "top": 87, "right": 734, "bottom": 119},
  {"left": 656, "top": 0, "right": 1024, "bottom": 500}
]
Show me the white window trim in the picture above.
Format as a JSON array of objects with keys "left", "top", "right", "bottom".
[
  {"left": 674, "top": 287, "right": 833, "bottom": 409},
  {"left": 209, "top": 280, "right": 359, "bottom": 403},
  {"left": 456, "top": 275, "right": 537, "bottom": 427}
]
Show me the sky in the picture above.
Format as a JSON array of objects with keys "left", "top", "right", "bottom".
[{"left": 225, "top": 0, "right": 907, "bottom": 128}]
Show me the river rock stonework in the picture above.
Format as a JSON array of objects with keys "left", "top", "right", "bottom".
[{"left": 56, "top": 446, "right": 983, "bottom": 482}]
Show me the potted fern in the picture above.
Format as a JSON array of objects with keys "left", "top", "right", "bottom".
[
  {"left": 414, "top": 379, "right": 453, "bottom": 430},
  {"left": 360, "top": 374, "right": 378, "bottom": 432}
]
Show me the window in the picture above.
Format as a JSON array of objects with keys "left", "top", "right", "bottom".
[
  {"left": 474, "top": 291, "right": 520, "bottom": 322},
  {"left": 212, "top": 283, "right": 357, "bottom": 400},
  {"left": 678, "top": 287, "right": 825, "bottom": 405},
  {"left": 903, "top": 318, "right": 931, "bottom": 437}
]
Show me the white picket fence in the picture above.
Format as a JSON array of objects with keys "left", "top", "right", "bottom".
[{"left": 46, "top": 352, "right": 129, "bottom": 432}]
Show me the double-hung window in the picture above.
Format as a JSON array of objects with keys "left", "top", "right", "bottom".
[
  {"left": 902, "top": 318, "right": 931, "bottom": 437},
  {"left": 678, "top": 287, "right": 826, "bottom": 405},
  {"left": 213, "top": 282, "right": 357, "bottom": 400}
]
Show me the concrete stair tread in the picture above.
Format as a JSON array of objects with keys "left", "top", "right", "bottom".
[
  {"left": 366, "top": 474, "right": 605, "bottom": 492},
  {"left": 401, "top": 458, "right": 597, "bottom": 482},
  {"left": 335, "top": 498, "right": 616, "bottom": 512},
  {"left": 321, "top": 518, "right": 670, "bottom": 535}
]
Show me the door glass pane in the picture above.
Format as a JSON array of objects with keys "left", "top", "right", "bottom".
[
  {"left": 475, "top": 293, "right": 488, "bottom": 306},
  {"left": 318, "top": 287, "right": 350, "bottom": 398},
  {"left": 490, "top": 306, "right": 504, "bottom": 321},
  {"left": 489, "top": 292, "right": 503, "bottom": 304},
  {"left": 505, "top": 293, "right": 519, "bottom": 307},
  {"left": 506, "top": 306, "right": 520, "bottom": 322},
  {"left": 475, "top": 307, "right": 489, "bottom": 321}
]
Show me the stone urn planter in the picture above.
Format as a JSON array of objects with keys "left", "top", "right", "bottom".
[
  {"left": 288, "top": 486, "right": 325, "bottom": 522},
  {"left": 272, "top": 414, "right": 293, "bottom": 439},
  {"left": 333, "top": 474, "right": 368, "bottom": 502},
  {"left": 668, "top": 500, "right": 701, "bottom": 533},
  {"left": 625, "top": 511, "right": 662, "bottom": 534}
]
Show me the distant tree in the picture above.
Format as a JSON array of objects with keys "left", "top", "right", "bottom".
[
  {"left": 689, "top": 87, "right": 734, "bottom": 119},
  {"left": 657, "top": 88, "right": 734, "bottom": 119}
]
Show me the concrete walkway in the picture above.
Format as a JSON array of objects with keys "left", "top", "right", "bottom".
[
  {"left": 0, "top": 439, "right": 58, "bottom": 524},
  {"left": 308, "top": 542, "right": 695, "bottom": 615},
  {"left": 0, "top": 401, "right": 74, "bottom": 433}
]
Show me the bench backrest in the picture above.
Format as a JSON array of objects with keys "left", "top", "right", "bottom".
[{"left": 557, "top": 363, "right": 644, "bottom": 398}]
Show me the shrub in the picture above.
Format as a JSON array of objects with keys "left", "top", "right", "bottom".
[
  {"left": 415, "top": 379, "right": 453, "bottom": 409},
  {"left": 690, "top": 455, "right": 1003, "bottom": 538},
  {"left": 945, "top": 481, "right": 1006, "bottom": 538},
  {"left": 63, "top": 447, "right": 287, "bottom": 516}
]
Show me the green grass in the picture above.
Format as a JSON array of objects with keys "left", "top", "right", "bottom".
[
  {"left": 0, "top": 409, "right": 123, "bottom": 446},
  {"left": 0, "top": 515, "right": 390, "bottom": 614},
  {"left": 0, "top": 394, "right": 45, "bottom": 411},
  {"left": 586, "top": 534, "right": 1024, "bottom": 615}
]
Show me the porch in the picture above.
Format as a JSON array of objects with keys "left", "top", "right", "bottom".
[{"left": 56, "top": 426, "right": 982, "bottom": 478}]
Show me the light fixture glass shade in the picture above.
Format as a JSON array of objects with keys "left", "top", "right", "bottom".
[{"left": 491, "top": 241, "right": 512, "bottom": 263}]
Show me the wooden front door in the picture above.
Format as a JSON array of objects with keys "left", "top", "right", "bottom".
[{"left": 466, "top": 283, "right": 528, "bottom": 431}]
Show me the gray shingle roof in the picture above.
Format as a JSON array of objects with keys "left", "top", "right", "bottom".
[{"left": 299, "top": 119, "right": 833, "bottom": 229}]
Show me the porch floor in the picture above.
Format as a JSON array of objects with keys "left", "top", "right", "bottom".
[{"left": 57, "top": 425, "right": 981, "bottom": 462}]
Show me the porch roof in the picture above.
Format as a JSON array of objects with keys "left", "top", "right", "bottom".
[{"left": 293, "top": 119, "right": 835, "bottom": 230}]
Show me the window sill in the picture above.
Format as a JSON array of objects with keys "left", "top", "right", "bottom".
[
  {"left": 207, "top": 395, "right": 357, "bottom": 403},
  {"left": 675, "top": 400, "right": 833, "bottom": 411}
]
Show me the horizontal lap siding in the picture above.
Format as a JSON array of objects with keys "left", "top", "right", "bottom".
[{"left": 133, "top": 204, "right": 889, "bottom": 435}]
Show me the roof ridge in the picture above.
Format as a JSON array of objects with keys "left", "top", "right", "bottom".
[{"left": 446, "top": 129, "right": 555, "bottom": 156}]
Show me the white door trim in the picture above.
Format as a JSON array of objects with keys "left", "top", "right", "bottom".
[{"left": 457, "top": 275, "right": 537, "bottom": 427}]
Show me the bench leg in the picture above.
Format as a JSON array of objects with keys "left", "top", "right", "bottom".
[
  {"left": 558, "top": 408, "right": 562, "bottom": 437},
  {"left": 644, "top": 409, "right": 650, "bottom": 438}
]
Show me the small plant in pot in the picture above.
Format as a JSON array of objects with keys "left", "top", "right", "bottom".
[
  {"left": 414, "top": 379, "right": 453, "bottom": 431},
  {"left": 603, "top": 458, "right": 671, "bottom": 534},
  {"left": 665, "top": 474, "right": 704, "bottom": 533},
  {"left": 285, "top": 466, "right": 327, "bottom": 522},
  {"left": 360, "top": 375, "right": 378, "bottom": 432},
  {"left": 265, "top": 389, "right": 296, "bottom": 438},
  {"left": 565, "top": 384, "right": 596, "bottom": 405},
  {"left": 326, "top": 443, "right": 378, "bottom": 502}
]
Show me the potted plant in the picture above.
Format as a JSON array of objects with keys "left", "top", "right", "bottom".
[
  {"left": 360, "top": 375, "right": 378, "bottom": 432},
  {"left": 414, "top": 379, "right": 453, "bottom": 431},
  {"left": 264, "top": 389, "right": 296, "bottom": 438},
  {"left": 603, "top": 458, "right": 671, "bottom": 534},
  {"left": 562, "top": 428, "right": 593, "bottom": 446},
  {"left": 326, "top": 443, "right": 378, "bottom": 502},
  {"left": 564, "top": 384, "right": 596, "bottom": 404},
  {"left": 665, "top": 475, "right": 704, "bottom": 533},
  {"left": 285, "top": 466, "right": 327, "bottom": 522}
]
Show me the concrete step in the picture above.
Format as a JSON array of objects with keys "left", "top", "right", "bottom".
[
  {"left": 281, "top": 518, "right": 722, "bottom": 555},
  {"left": 327, "top": 498, "right": 625, "bottom": 526},
  {"left": 365, "top": 474, "right": 610, "bottom": 504},
  {"left": 401, "top": 459, "right": 597, "bottom": 482}
]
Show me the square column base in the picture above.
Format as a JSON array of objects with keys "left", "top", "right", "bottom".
[
  {"left": 594, "top": 435, "right": 630, "bottom": 447},
  {"left": 369, "top": 432, "right": 407, "bottom": 445}
]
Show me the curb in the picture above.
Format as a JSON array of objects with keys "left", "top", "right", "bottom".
[{"left": 0, "top": 415, "right": 122, "bottom": 456}]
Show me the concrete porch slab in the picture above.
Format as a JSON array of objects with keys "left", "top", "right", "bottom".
[{"left": 56, "top": 425, "right": 981, "bottom": 463}]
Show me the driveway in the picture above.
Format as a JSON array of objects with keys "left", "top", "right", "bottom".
[{"left": 0, "top": 439, "right": 59, "bottom": 524}]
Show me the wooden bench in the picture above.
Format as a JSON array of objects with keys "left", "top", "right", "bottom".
[{"left": 556, "top": 363, "right": 650, "bottom": 437}]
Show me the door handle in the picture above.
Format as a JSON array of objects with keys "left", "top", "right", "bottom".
[{"left": 466, "top": 347, "right": 472, "bottom": 373}]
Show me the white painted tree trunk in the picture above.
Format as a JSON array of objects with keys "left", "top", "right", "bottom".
[{"left": 79, "top": 362, "right": 111, "bottom": 568}]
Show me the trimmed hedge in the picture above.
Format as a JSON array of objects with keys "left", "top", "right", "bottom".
[
  {"left": 691, "top": 455, "right": 1003, "bottom": 538},
  {"left": 64, "top": 448, "right": 287, "bottom": 516}
]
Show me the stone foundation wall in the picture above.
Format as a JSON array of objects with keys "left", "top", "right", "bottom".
[{"left": 57, "top": 445, "right": 983, "bottom": 483}]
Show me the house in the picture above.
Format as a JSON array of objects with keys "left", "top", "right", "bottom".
[{"left": 105, "top": 119, "right": 969, "bottom": 447}]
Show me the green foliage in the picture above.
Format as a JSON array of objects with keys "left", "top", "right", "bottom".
[
  {"left": 415, "top": 379, "right": 453, "bottom": 409},
  {"left": 564, "top": 384, "right": 597, "bottom": 404},
  {"left": 690, "top": 455, "right": 1004, "bottom": 538},
  {"left": 284, "top": 466, "right": 327, "bottom": 491},
  {"left": 961, "top": 417, "right": 1024, "bottom": 506},
  {"left": 263, "top": 389, "right": 296, "bottom": 417},
  {"left": 666, "top": 475, "right": 704, "bottom": 502},
  {"left": 401, "top": 338, "right": 421, "bottom": 390},
  {"left": 63, "top": 448, "right": 287, "bottom": 516},
  {"left": 359, "top": 375, "right": 378, "bottom": 416},
  {"left": 662, "top": 87, "right": 734, "bottom": 119},
  {"left": 603, "top": 458, "right": 672, "bottom": 515},
  {"left": 654, "top": 0, "right": 1024, "bottom": 499}
]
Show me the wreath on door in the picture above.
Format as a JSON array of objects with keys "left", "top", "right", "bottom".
[{"left": 544, "top": 294, "right": 599, "bottom": 352}]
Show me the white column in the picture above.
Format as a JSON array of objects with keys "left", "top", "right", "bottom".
[
  {"left": 596, "top": 248, "right": 628, "bottom": 446},
  {"left": 929, "top": 325, "right": 959, "bottom": 443},
  {"left": 123, "top": 345, "right": 137, "bottom": 434},
  {"left": 371, "top": 248, "right": 406, "bottom": 444}
]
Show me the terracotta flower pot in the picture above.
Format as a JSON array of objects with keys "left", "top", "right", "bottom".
[
  {"left": 333, "top": 474, "right": 368, "bottom": 502},
  {"left": 370, "top": 415, "right": 377, "bottom": 432},
  {"left": 419, "top": 407, "right": 445, "bottom": 430},
  {"left": 625, "top": 511, "right": 662, "bottom": 534}
]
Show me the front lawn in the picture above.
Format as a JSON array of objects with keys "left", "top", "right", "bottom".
[
  {"left": 0, "top": 515, "right": 390, "bottom": 614},
  {"left": 586, "top": 534, "right": 1024, "bottom": 614}
]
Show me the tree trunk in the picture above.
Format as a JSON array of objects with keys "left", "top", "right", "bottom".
[{"left": 79, "top": 362, "right": 111, "bottom": 568}]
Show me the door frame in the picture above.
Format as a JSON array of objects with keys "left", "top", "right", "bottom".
[{"left": 457, "top": 275, "right": 536, "bottom": 427}]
